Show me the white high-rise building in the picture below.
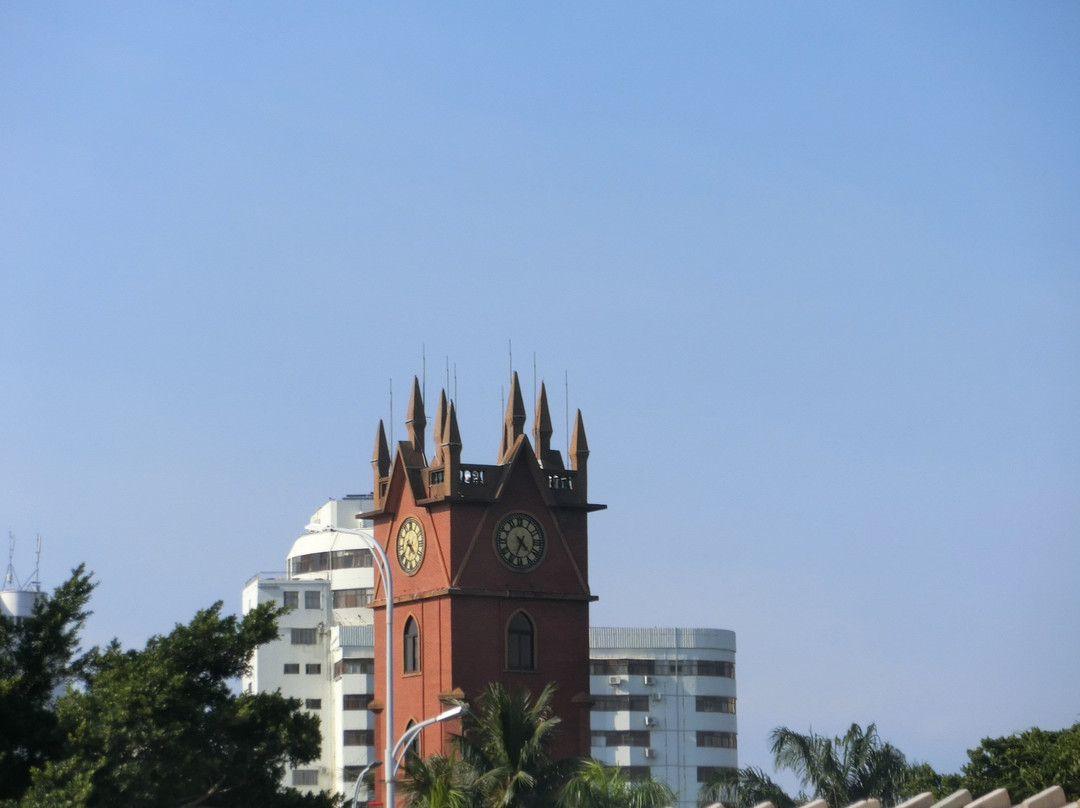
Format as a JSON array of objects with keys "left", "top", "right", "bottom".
[
  {"left": 243, "top": 497, "right": 737, "bottom": 807},
  {"left": 588, "top": 627, "right": 738, "bottom": 804},
  {"left": 241, "top": 495, "right": 380, "bottom": 794}
]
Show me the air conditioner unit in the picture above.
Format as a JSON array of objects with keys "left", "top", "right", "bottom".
[
  {"left": 608, "top": 676, "right": 622, "bottom": 686},
  {"left": 643, "top": 675, "right": 655, "bottom": 685},
  {"left": 643, "top": 748, "right": 656, "bottom": 759},
  {"left": 644, "top": 716, "right": 657, "bottom": 726},
  {"left": 651, "top": 692, "right": 662, "bottom": 701}
]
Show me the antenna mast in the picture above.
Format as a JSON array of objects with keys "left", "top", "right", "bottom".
[
  {"left": 31, "top": 534, "right": 42, "bottom": 591},
  {"left": 4, "top": 532, "right": 18, "bottom": 590},
  {"left": 564, "top": 370, "right": 570, "bottom": 458}
]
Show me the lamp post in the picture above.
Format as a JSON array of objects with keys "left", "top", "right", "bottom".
[
  {"left": 350, "top": 760, "right": 382, "bottom": 808},
  {"left": 389, "top": 704, "right": 467, "bottom": 779},
  {"left": 304, "top": 523, "right": 394, "bottom": 808}
]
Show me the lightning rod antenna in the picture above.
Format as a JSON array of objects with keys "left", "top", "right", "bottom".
[
  {"left": 31, "top": 534, "right": 42, "bottom": 592},
  {"left": 389, "top": 378, "right": 394, "bottom": 449},
  {"left": 564, "top": 370, "right": 570, "bottom": 458},
  {"left": 4, "top": 532, "right": 16, "bottom": 590}
]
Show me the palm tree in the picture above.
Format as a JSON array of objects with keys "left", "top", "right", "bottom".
[
  {"left": 769, "top": 723, "right": 909, "bottom": 808},
  {"left": 697, "top": 766, "right": 797, "bottom": 808},
  {"left": 400, "top": 751, "right": 479, "bottom": 808},
  {"left": 455, "top": 682, "right": 574, "bottom": 808},
  {"left": 560, "top": 759, "right": 675, "bottom": 808}
]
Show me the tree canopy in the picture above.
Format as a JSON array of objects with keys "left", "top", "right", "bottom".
[
  {"left": 0, "top": 565, "right": 95, "bottom": 802},
  {"left": 903, "top": 723, "right": 1080, "bottom": 804},
  {"left": 1, "top": 569, "right": 336, "bottom": 808},
  {"left": 557, "top": 758, "right": 674, "bottom": 808}
]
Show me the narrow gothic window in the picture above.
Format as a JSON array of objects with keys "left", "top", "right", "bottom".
[
  {"left": 403, "top": 719, "right": 420, "bottom": 759},
  {"left": 403, "top": 617, "right": 420, "bottom": 673},
  {"left": 507, "top": 611, "right": 535, "bottom": 670}
]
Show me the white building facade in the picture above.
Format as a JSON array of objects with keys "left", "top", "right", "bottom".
[
  {"left": 243, "top": 498, "right": 737, "bottom": 806},
  {"left": 588, "top": 627, "right": 738, "bottom": 806}
]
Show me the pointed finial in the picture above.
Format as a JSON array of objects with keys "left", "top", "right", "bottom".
[
  {"left": 499, "top": 371, "right": 526, "bottom": 463},
  {"left": 432, "top": 390, "right": 448, "bottom": 465},
  {"left": 406, "top": 376, "right": 426, "bottom": 456},
  {"left": 533, "top": 382, "right": 553, "bottom": 463},
  {"left": 372, "top": 420, "right": 391, "bottom": 479},
  {"left": 569, "top": 409, "right": 589, "bottom": 469},
  {"left": 446, "top": 400, "right": 462, "bottom": 451}
]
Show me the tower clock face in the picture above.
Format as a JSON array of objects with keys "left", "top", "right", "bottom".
[
  {"left": 494, "top": 512, "right": 546, "bottom": 571},
  {"left": 396, "top": 517, "right": 426, "bottom": 574}
]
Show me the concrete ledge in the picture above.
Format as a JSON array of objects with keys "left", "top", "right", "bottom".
[
  {"left": 847, "top": 799, "right": 881, "bottom": 808},
  {"left": 897, "top": 793, "right": 935, "bottom": 808},
  {"left": 1021, "top": 787, "right": 1066, "bottom": 808},
  {"left": 934, "top": 790, "right": 974, "bottom": 808},
  {"left": 968, "top": 789, "right": 1010, "bottom": 808}
]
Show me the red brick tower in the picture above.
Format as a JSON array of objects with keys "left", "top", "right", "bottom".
[{"left": 362, "top": 372, "right": 603, "bottom": 785}]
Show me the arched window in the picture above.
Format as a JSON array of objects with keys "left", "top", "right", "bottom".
[
  {"left": 403, "top": 617, "right": 420, "bottom": 673},
  {"left": 403, "top": 719, "right": 420, "bottom": 759},
  {"left": 507, "top": 611, "right": 535, "bottom": 671}
]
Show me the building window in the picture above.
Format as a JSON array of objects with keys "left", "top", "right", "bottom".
[
  {"left": 332, "top": 549, "right": 373, "bottom": 569},
  {"left": 283, "top": 663, "right": 300, "bottom": 674},
  {"left": 343, "top": 730, "right": 375, "bottom": 746},
  {"left": 334, "top": 657, "right": 374, "bottom": 677},
  {"left": 589, "top": 658, "right": 735, "bottom": 678},
  {"left": 343, "top": 693, "right": 371, "bottom": 710},
  {"left": 403, "top": 720, "right": 420, "bottom": 759},
  {"left": 698, "top": 767, "right": 736, "bottom": 783},
  {"left": 333, "top": 588, "right": 374, "bottom": 609},
  {"left": 283, "top": 591, "right": 299, "bottom": 609},
  {"left": 305, "top": 699, "right": 322, "bottom": 709},
  {"left": 507, "top": 612, "right": 535, "bottom": 671},
  {"left": 291, "top": 628, "right": 317, "bottom": 645},
  {"left": 290, "top": 552, "right": 330, "bottom": 574},
  {"left": 591, "top": 695, "right": 651, "bottom": 711},
  {"left": 590, "top": 730, "right": 651, "bottom": 747},
  {"left": 696, "top": 731, "right": 737, "bottom": 748},
  {"left": 305, "top": 591, "right": 321, "bottom": 609},
  {"left": 306, "top": 663, "right": 322, "bottom": 675},
  {"left": 696, "top": 696, "right": 736, "bottom": 714},
  {"left": 403, "top": 617, "right": 419, "bottom": 673},
  {"left": 293, "top": 549, "right": 374, "bottom": 573},
  {"left": 292, "top": 769, "right": 319, "bottom": 786}
]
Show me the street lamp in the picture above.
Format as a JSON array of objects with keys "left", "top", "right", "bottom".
[
  {"left": 350, "top": 760, "right": 382, "bottom": 808},
  {"left": 389, "top": 704, "right": 467, "bottom": 779},
  {"left": 304, "top": 523, "right": 394, "bottom": 808}
]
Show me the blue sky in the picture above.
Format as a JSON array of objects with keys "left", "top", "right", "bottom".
[{"left": 2, "top": 1, "right": 1077, "bottom": 785}]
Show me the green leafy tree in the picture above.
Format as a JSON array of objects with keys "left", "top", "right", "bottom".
[
  {"left": 559, "top": 758, "right": 675, "bottom": 808},
  {"left": 16, "top": 600, "right": 337, "bottom": 808},
  {"left": 959, "top": 723, "right": 1080, "bottom": 803},
  {"left": 0, "top": 565, "right": 96, "bottom": 802},
  {"left": 698, "top": 766, "right": 798, "bottom": 808},
  {"left": 899, "top": 762, "right": 962, "bottom": 801},
  {"left": 769, "top": 723, "right": 909, "bottom": 808},
  {"left": 455, "top": 682, "right": 575, "bottom": 808}
]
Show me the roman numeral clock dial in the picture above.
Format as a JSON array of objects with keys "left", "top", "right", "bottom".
[
  {"left": 494, "top": 513, "right": 546, "bottom": 571},
  {"left": 395, "top": 516, "right": 426, "bottom": 575}
]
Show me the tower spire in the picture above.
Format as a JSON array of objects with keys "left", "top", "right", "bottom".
[
  {"left": 372, "top": 419, "right": 391, "bottom": 507},
  {"left": 570, "top": 408, "right": 589, "bottom": 497},
  {"left": 533, "top": 381, "right": 563, "bottom": 469},
  {"left": 406, "top": 376, "right": 426, "bottom": 457},
  {"left": 498, "top": 371, "right": 526, "bottom": 463},
  {"left": 432, "top": 389, "right": 448, "bottom": 465}
]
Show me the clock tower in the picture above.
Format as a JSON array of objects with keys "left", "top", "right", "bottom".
[{"left": 362, "top": 371, "right": 603, "bottom": 777}]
